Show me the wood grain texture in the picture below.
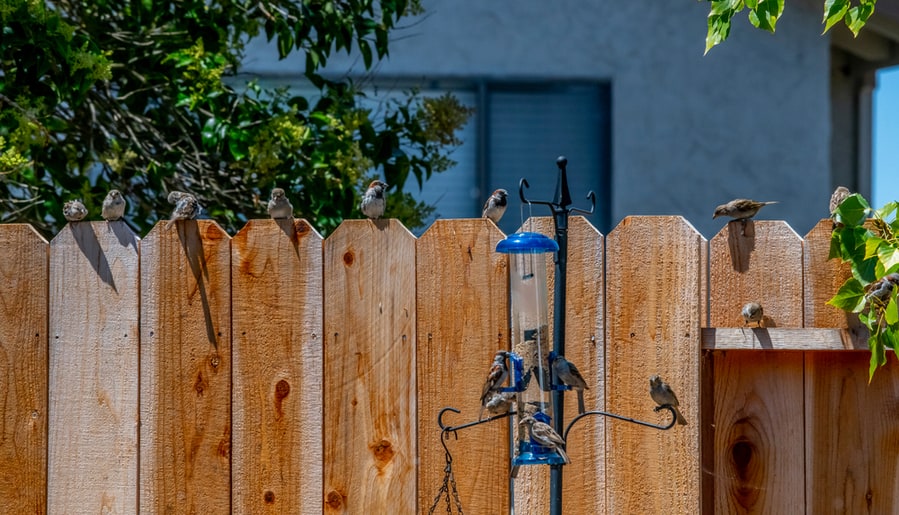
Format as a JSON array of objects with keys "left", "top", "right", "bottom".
[
  {"left": 806, "top": 352, "right": 899, "bottom": 514},
  {"left": 710, "top": 220, "right": 804, "bottom": 328},
  {"left": 140, "top": 221, "right": 232, "bottom": 513},
  {"left": 528, "top": 216, "right": 605, "bottom": 514},
  {"left": 804, "top": 219, "right": 860, "bottom": 333},
  {"left": 232, "top": 219, "right": 323, "bottom": 514},
  {"left": 48, "top": 221, "right": 139, "bottom": 513},
  {"left": 0, "top": 224, "right": 48, "bottom": 514},
  {"left": 713, "top": 350, "right": 804, "bottom": 513},
  {"left": 415, "top": 219, "right": 509, "bottom": 515},
  {"left": 605, "top": 216, "right": 703, "bottom": 514},
  {"left": 701, "top": 328, "right": 868, "bottom": 350},
  {"left": 323, "top": 219, "right": 416, "bottom": 514}
]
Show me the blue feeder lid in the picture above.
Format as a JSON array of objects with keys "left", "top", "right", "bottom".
[{"left": 496, "top": 232, "right": 559, "bottom": 254}]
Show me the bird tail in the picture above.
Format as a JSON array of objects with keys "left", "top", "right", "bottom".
[
  {"left": 674, "top": 406, "right": 688, "bottom": 425},
  {"left": 576, "top": 390, "right": 585, "bottom": 415},
  {"left": 556, "top": 445, "right": 571, "bottom": 465}
]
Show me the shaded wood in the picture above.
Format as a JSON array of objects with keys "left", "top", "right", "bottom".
[
  {"left": 806, "top": 352, "right": 899, "bottom": 514},
  {"left": 804, "top": 219, "right": 860, "bottom": 332},
  {"left": 527, "top": 216, "right": 605, "bottom": 514},
  {"left": 701, "top": 327, "right": 868, "bottom": 350},
  {"left": 48, "top": 221, "right": 140, "bottom": 513},
  {"left": 709, "top": 220, "right": 804, "bottom": 328},
  {"left": 605, "top": 216, "right": 703, "bottom": 514},
  {"left": 713, "top": 350, "right": 804, "bottom": 513},
  {"left": 140, "top": 221, "right": 232, "bottom": 513},
  {"left": 415, "top": 219, "right": 509, "bottom": 514},
  {"left": 323, "top": 219, "right": 417, "bottom": 514},
  {"left": 232, "top": 219, "right": 323, "bottom": 513},
  {"left": 0, "top": 224, "right": 48, "bottom": 514}
]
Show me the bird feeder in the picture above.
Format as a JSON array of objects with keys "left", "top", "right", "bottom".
[{"left": 496, "top": 230, "right": 565, "bottom": 466}]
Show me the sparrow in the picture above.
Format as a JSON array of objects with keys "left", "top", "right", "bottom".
[
  {"left": 165, "top": 193, "right": 200, "bottom": 230},
  {"left": 483, "top": 391, "right": 516, "bottom": 416},
  {"left": 865, "top": 273, "right": 899, "bottom": 306},
  {"left": 63, "top": 200, "right": 88, "bottom": 222},
  {"left": 551, "top": 355, "right": 589, "bottom": 414},
  {"left": 167, "top": 191, "right": 188, "bottom": 204},
  {"left": 649, "top": 375, "right": 687, "bottom": 425},
  {"left": 741, "top": 302, "right": 764, "bottom": 328},
  {"left": 360, "top": 180, "right": 388, "bottom": 219},
  {"left": 712, "top": 199, "right": 778, "bottom": 221},
  {"left": 519, "top": 415, "right": 570, "bottom": 464},
  {"left": 482, "top": 189, "right": 508, "bottom": 224},
  {"left": 829, "top": 186, "right": 850, "bottom": 215},
  {"left": 101, "top": 189, "right": 126, "bottom": 221},
  {"left": 479, "top": 351, "right": 509, "bottom": 419},
  {"left": 267, "top": 187, "right": 293, "bottom": 219}
]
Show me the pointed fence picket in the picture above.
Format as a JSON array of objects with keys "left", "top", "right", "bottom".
[{"left": 0, "top": 214, "right": 896, "bottom": 515}]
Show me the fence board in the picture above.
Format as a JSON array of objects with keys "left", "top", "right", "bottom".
[
  {"left": 527, "top": 216, "right": 605, "bottom": 513},
  {"left": 805, "top": 352, "right": 899, "bottom": 514},
  {"left": 701, "top": 328, "right": 866, "bottom": 350},
  {"left": 323, "top": 219, "right": 417, "bottom": 514},
  {"left": 710, "top": 220, "right": 804, "bottom": 328},
  {"left": 803, "top": 219, "right": 863, "bottom": 338},
  {"left": 140, "top": 221, "right": 232, "bottom": 513},
  {"left": 416, "top": 219, "right": 509, "bottom": 514},
  {"left": 48, "top": 221, "right": 139, "bottom": 513},
  {"left": 0, "top": 224, "right": 48, "bottom": 513},
  {"left": 605, "top": 216, "right": 703, "bottom": 514},
  {"left": 713, "top": 350, "right": 805, "bottom": 513},
  {"left": 232, "top": 219, "right": 323, "bottom": 513}
]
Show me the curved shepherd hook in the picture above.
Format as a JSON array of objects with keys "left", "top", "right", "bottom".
[{"left": 518, "top": 157, "right": 597, "bottom": 216}]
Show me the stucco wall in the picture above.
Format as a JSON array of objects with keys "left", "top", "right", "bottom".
[{"left": 242, "top": 1, "right": 831, "bottom": 238}]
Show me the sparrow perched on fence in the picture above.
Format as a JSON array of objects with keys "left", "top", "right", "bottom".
[
  {"left": 865, "top": 273, "right": 899, "bottom": 306},
  {"left": 551, "top": 355, "right": 589, "bottom": 414},
  {"left": 482, "top": 189, "right": 508, "bottom": 224},
  {"left": 483, "top": 391, "right": 516, "bottom": 416},
  {"left": 712, "top": 198, "right": 778, "bottom": 221},
  {"left": 267, "top": 187, "right": 294, "bottom": 219},
  {"left": 63, "top": 200, "right": 88, "bottom": 222},
  {"left": 479, "top": 351, "right": 509, "bottom": 419},
  {"left": 361, "top": 180, "right": 388, "bottom": 219},
  {"left": 649, "top": 375, "right": 687, "bottom": 425},
  {"left": 741, "top": 302, "right": 764, "bottom": 328},
  {"left": 165, "top": 192, "right": 200, "bottom": 230},
  {"left": 101, "top": 189, "right": 126, "bottom": 221},
  {"left": 519, "top": 415, "right": 570, "bottom": 464},
  {"left": 829, "top": 186, "right": 851, "bottom": 215}
]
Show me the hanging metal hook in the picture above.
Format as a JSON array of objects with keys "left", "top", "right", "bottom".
[
  {"left": 519, "top": 178, "right": 554, "bottom": 207},
  {"left": 569, "top": 190, "right": 596, "bottom": 216},
  {"left": 562, "top": 405, "right": 679, "bottom": 442}
]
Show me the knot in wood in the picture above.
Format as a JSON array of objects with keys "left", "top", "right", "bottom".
[
  {"left": 343, "top": 250, "right": 355, "bottom": 266},
  {"left": 370, "top": 438, "right": 395, "bottom": 467},
  {"left": 294, "top": 219, "right": 310, "bottom": 235},
  {"left": 326, "top": 490, "right": 345, "bottom": 509},
  {"left": 263, "top": 490, "right": 275, "bottom": 504}
]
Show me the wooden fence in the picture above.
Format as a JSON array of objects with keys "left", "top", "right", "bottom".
[{"left": 0, "top": 216, "right": 896, "bottom": 514}]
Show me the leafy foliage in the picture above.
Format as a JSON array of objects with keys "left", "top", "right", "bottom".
[
  {"left": 0, "top": 0, "right": 471, "bottom": 236},
  {"left": 702, "top": 0, "right": 876, "bottom": 54},
  {"left": 827, "top": 193, "right": 899, "bottom": 380}
]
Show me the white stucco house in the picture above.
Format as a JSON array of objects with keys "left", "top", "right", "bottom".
[{"left": 241, "top": 1, "right": 899, "bottom": 237}]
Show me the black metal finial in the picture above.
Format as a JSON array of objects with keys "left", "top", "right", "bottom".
[{"left": 556, "top": 156, "right": 567, "bottom": 169}]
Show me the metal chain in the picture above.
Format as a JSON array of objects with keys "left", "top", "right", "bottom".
[{"left": 428, "top": 451, "right": 464, "bottom": 514}]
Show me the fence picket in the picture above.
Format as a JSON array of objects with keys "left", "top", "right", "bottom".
[
  {"left": 323, "top": 220, "right": 417, "bottom": 514},
  {"left": 140, "top": 221, "right": 232, "bottom": 513},
  {"left": 416, "top": 219, "right": 509, "bottom": 515},
  {"left": 232, "top": 219, "right": 323, "bottom": 513},
  {"left": 0, "top": 224, "right": 48, "bottom": 514},
  {"left": 48, "top": 221, "right": 140, "bottom": 513},
  {"left": 605, "top": 216, "right": 703, "bottom": 514}
]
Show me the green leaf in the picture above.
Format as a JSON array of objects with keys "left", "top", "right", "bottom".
[
  {"left": 827, "top": 277, "right": 867, "bottom": 313},
  {"left": 874, "top": 200, "right": 898, "bottom": 221},
  {"left": 823, "top": 0, "right": 850, "bottom": 33},
  {"left": 829, "top": 230, "right": 842, "bottom": 260},
  {"left": 877, "top": 246, "right": 899, "bottom": 276},
  {"left": 865, "top": 236, "right": 885, "bottom": 259},
  {"left": 748, "top": 0, "right": 784, "bottom": 31},
  {"left": 359, "top": 39, "right": 373, "bottom": 69},
  {"left": 885, "top": 296, "right": 899, "bottom": 325},
  {"left": 833, "top": 193, "right": 870, "bottom": 226},
  {"left": 845, "top": 2, "right": 876, "bottom": 36}
]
